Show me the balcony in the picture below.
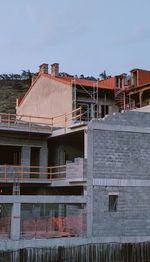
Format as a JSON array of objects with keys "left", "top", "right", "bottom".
[
  {"left": 0, "top": 165, "right": 66, "bottom": 183},
  {"left": 0, "top": 158, "right": 86, "bottom": 183},
  {"left": 0, "top": 113, "right": 52, "bottom": 134},
  {"left": 0, "top": 108, "right": 84, "bottom": 134}
]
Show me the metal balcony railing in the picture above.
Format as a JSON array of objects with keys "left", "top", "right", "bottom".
[
  {"left": 0, "top": 108, "right": 83, "bottom": 132},
  {"left": 0, "top": 112, "right": 53, "bottom": 132},
  {"left": 0, "top": 164, "right": 66, "bottom": 182},
  {"left": 51, "top": 107, "right": 82, "bottom": 127}
]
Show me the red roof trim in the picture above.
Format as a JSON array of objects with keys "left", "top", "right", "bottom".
[{"left": 44, "top": 74, "right": 72, "bottom": 85}]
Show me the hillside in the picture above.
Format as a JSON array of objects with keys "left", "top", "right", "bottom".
[{"left": 0, "top": 80, "right": 30, "bottom": 114}]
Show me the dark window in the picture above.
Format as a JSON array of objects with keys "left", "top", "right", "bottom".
[
  {"left": 109, "top": 194, "right": 118, "bottom": 212},
  {"left": 116, "top": 77, "right": 119, "bottom": 87},
  {"left": 116, "top": 77, "right": 123, "bottom": 88},
  {"left": 30, "top": 147, "right": 40, "bottom": 166},
  {"left": 101, "top": 105, "right": 109, "bottom": 118},
  {"left": 0, "top": 145, "right": 21, "bottom": 165},
  {"left": 133, "top": 72, "right": 137, "bottom": 86}
]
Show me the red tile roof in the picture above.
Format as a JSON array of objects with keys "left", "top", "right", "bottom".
[
  {"left": 17, "top": 73, "right": 115, "bottom": 106},
  {"left": 45, "top": 74, "right": 115, "bottom": 89}
]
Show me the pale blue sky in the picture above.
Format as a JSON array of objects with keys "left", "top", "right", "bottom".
[{"left": 0, "top": 0, "right": 149, "bottom": 77}]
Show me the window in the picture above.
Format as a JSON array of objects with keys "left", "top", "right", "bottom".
[
  {"left": 133, "top": 72, "right": 137, "bottom": 86},
  {"left": 109, "top": 194, "right": 118, "bottom": 212},
  {"left": 0, "top": 145, "right": 21, "bottom": 165},
  {"left": 101, "top": 105, "right": 109, "bottom": 118},
  {"left": 116, "top": 77, "right": 122, "bottom": 88}
]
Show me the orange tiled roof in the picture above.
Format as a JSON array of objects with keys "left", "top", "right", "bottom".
[
  {"left": 45, "top": 74, "right": 115, "bottom": 89},
  {"left": 17, "top": 73, "right": 115, "bottom": 106}
]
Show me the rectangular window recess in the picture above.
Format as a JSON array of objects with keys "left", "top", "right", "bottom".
[{"left": 109, "top": 194, "right": 118, "bottom": 212}]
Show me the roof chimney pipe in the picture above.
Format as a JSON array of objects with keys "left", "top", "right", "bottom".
[
  {"left": 51, "top": 63, "right": 59, "bottom": 77},
  {"left": 39, "top": 63, "right": 48, "bottom": 74}
]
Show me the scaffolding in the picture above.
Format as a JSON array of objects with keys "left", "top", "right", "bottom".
[
  {"left": 115, "top": 83, "right": 135, "bottom": 111},
  {"left": 71, "top": 78, "right": 99, "bottom": 121}
]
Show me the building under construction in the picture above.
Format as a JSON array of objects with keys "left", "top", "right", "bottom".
[{"left": 1, "top": 63, "right": 150, "bottom": 251}]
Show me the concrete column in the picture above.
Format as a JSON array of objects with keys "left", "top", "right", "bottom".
[
  {"left": 21, "top": 146, "right": 31, "bottom": 166},
  {"left": 139, "top": 91, "right": 143, "bottom": 108},
  {"left": 40, "top": 146, "right": 48, "bottom": 166},
  {"left": 87, "top": 129, "right": 93, "bottom": 237},
  {"left": 66, "top": 158, "right": 84, "bottom": 180},
  {"left": 129, "top": 95, "right": 131, "bottom": 109},
  {"left": 90, "top": 104, "right": 94, "bottom": 119},
  {"left": 104, "top": 93, "right": 107, "bottom": 115},
  {"left": 21, "top": 146, "right": 31, "bottom": 178},
  {"left": 40, "top": 146, "right": 48, "bottom": 178},
  {"left": 11, "top": 202, "right": 21, "bottom": 240},
  {"left": 84, "top": 129, "right": 87, "bottom": 159}
]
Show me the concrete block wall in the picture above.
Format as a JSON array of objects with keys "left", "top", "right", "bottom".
[
  {"left": 100, "top": 111, "right": 150, "bottom": 127},
  {"left": 93, "top": 129, "right": 150, "bottom": 180},
  {"left": 87, "top": 111, "right": 150, "bottom": 238},
  {"left": 93, "top": 186, "right": 150, "bottom": 237},
  {"left": 66, "top": 158, "right": 87, "bottom": 180}
]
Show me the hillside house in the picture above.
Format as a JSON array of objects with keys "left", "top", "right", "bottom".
[
  {"left": 16, "top": 63, "right": 118, "bottom": 125},
  {"left": 115, "top": 68, "right": 150, "bottom": 110},
  {"left": 16, "top": 64, "right": 150, "bottom": 123}
]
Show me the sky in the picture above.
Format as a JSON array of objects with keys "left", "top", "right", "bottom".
[{"left": 0, "top": 0, "right": 150, "bottom": 78}]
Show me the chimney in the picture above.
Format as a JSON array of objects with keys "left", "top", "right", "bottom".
[
  {"left": 39, "top": 63, "right": 48, "bottom": 74},
  {"left": 51, "top": 63, "right": 59, "bottom": 77}
]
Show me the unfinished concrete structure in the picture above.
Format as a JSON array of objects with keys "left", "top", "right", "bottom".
[
  {"left": 1, "top": 108, "right": 150, "bottom": 250},
  {"left": 1, "top": 64, "right": 150, "bottom": 251},
  {"left": 0, "top": 113, "right": 87, "bottom": 245}
]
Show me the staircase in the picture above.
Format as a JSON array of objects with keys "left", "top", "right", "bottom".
[{"left": 115, "top": 88, "right": 135, "bottom": 111}]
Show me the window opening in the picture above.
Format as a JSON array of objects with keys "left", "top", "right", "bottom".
[
  {"left": 101, "top": 105, "right": 109, "bottom": 118},
  {"left": 109, "top": 194, "right": 118, "bottom": 212}
]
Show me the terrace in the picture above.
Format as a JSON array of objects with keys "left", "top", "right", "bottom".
[
  {"left": 0, "top": 108, "right": 83, "bottom": 134},
  {"left": 0, "top": 112, "right": 52, "bottom": 134},
  {"left": 0, "top": 158, "right": 86, "bottom": 184}
]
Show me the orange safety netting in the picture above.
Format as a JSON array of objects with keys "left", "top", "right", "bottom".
[
  {"left": 0, "top": 217, "right": 11, "bottom": 237},
  {"left": 21, "top": 214, "right": 86, "bottom": 238}
]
